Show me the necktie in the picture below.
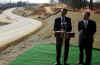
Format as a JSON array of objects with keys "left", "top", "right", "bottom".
[
  {"left": 84, "top": 20, "right": 88, "bottom": 28},
  {"left": 62, "top": 17, "right": 65, "bottom": 23},
  {"left": 61, "top": 17, "right": 65, "bottom": 31}
]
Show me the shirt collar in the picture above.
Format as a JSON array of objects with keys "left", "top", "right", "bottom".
[{"left": 83, "top": 20, "right": 88, "bottom": 25}]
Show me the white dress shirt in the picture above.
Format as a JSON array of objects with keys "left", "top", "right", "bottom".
[{"left": 83, "top": 20, "right": 88, "bottom": 29}]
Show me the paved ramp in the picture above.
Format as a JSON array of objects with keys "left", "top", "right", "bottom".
[{"left": 0, "top": 8, "right": 42, "bottom": 48}]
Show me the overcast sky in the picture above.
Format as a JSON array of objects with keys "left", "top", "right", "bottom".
[
  {"left": 88, "top": 0, "right": 100, "bottom": 2},
  {"left": 0, "top": 0, "right": 100, "bottom": 4},
  {"left": 0, "top": 0, "right": 57, "bottom": 3}
]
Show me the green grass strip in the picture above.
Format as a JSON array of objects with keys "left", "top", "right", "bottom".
[{"left": 9, "top": 44, "right": 100, "bottom": 65}]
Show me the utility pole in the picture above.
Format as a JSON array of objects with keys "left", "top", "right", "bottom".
[{"left": 89, "top": 0, "right": 93, "bottom": 10}]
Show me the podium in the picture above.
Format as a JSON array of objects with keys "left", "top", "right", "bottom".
[
  {"left": 54, "top": 31, "right": 75, "bottom": 64},
  {"left": 54, "top": 31, "right": 75, "bottom": 38}
]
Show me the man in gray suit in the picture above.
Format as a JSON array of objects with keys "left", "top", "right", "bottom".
[{"left": 78, "top": 12, "right": 96, "bottom": 65}]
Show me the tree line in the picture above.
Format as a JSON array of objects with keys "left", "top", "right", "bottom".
[{"left": 58, "top": 0, "right": 94, "bottom": 9}]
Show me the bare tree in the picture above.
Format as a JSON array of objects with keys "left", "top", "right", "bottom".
[
  {"left": 80, "top": 0, "right": 88, "bottom": 8},
  {"left": 58, "top": 0, "right": 68, "bottom": 4},
  {"left": 67, "top": 0, "right": 81, "bottom": 9}
]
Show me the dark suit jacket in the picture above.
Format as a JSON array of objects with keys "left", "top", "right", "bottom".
[
  {"left": 78, "top": 20, "right": 96, "bottom": 46},
  {"left": 54, "top": 17, "right": 72, "bottom": 32},
  {"left": 54, "top": 16, "right": 72, "bottom": 38}
]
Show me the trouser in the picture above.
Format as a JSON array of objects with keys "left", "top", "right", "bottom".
[
  {"left": 79, "top": 43, "right": 93, "bottom": 65},
  {"left": 56, "top": 37, "right": 70, "bottom": 64}
]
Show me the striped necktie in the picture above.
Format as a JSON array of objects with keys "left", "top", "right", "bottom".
[{"left": 61, "top": 17, "right": 65, "bottom": 23}]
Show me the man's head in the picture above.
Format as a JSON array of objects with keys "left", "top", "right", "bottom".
[
  {"left": 61, "top": 8, "right": 68, "bottom": 17},
  {"left": 83, "top": 12, "right": 91, "bottom": 20}
]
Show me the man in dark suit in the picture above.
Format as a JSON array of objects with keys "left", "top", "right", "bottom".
[
  {"left": 54, "top": 9, "right": 72, "bottom": 65},
  {"left": 78, "top": 12, "right": 96, "bottom": 65}
]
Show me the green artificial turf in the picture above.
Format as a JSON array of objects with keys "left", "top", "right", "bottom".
[{"left": 9, "top": 44, "right": 100, "bottom": 65}]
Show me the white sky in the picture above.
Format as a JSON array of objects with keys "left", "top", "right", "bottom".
[
  {"left": 87, "top": 0, "right": 100, "bottom": 2},
  {"left": 0, "top": 0, "right": 100, "bottom": 4},
  {"left": 0, "top": 0, "right": 55, "bottom": 3}
]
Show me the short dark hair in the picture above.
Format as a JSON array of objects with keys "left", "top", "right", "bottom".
[
  {"left": 61, "top": 8, "right": 68, "bottom": 12},
  {"left": 85, "top": 12, "right": 90, "bottom": 16}
]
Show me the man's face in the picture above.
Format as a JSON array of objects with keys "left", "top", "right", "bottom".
[
  {"left": 83, "top": 12, "right": 90, "bottom": 20},
  {"left": 61, "top": 10, "right": 67, "bottom": 16}
]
